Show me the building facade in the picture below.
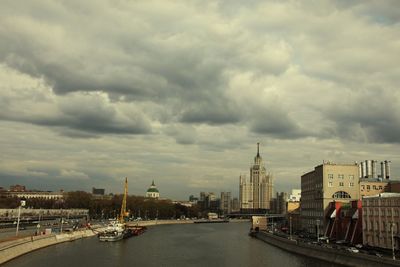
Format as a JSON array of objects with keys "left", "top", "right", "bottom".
[
  {"left": 270, "top": 192, "right": 287, "bottom": 214},
  {"left": 288, "top": 189, "right": 301, "bottom": 202},
  {"left": 325, "top": 200, "right": 362, "bottom": 245},
  {"left": 362, "top": 193, "right": 400, "bottom": 250},
  {"left": 1, "top": 191, "right": 64, "bottom": 200},
  {"left": 300, "top": 162, "right": 360, "bottom": 234},
  {"left": 220, "top": 192, "right": 232, "bottom": 215},
  {"left": 239, "top": 143, "right": 273, "bottom": 212}
]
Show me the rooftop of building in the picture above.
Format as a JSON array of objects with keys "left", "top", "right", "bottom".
[
  {"left": 359, "top": 178, "right": 390, "bottom": 183},
  {"left": 363, "top": 192, "right": 400, "bottom": 198}
]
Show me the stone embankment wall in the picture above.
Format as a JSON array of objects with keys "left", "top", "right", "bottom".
[
  {"left": 255, "top": 231, "right": 400, "bottom": 267},
  {"left": 0, "top": 229, "right": 96, "bottom": 265}
]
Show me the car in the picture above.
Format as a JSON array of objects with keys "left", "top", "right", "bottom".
[
  {"left": 368, "top": 250, "right": 382, "bottom": 257},
  {"left": 347, "top": 247, "right": 359, "bottom": 253},
  {"left": 355, "top": 244, "right": 363, "bottom": 249}
]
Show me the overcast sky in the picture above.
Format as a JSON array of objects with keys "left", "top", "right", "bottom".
[{"left": 1, "top": 0, "right": 400, "bottom": 200}]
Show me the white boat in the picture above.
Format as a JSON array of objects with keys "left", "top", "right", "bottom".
[
  {"left": 98, "top": 221, "right": 126, "bottom": 242},
  {"left": 98, "top": 177, "right": 131, "bottom": 242}
]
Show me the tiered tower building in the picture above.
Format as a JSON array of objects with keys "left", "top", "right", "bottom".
[{"left": 239, "top": 143, "right": 273, "bottom": 213}]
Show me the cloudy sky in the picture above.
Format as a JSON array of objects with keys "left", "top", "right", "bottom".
[{"left": 1, "top": 0, "right": 400, "bottom": 199}]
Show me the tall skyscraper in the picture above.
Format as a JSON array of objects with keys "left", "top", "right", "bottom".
[{"left": 239, "top": 143, "right": 273, "bottom": 213}]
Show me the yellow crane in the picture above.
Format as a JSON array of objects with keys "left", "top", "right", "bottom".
[{"left": 119, "top": 177, "right": 129, "bottom": 223}]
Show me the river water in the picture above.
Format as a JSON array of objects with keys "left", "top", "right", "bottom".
[{"left": 4, "top": 222, "right": 340, "bottom": 267}]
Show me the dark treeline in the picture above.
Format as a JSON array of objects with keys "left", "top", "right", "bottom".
[{"left": 0, "top": 191, "right": 200, "bottom": 219}]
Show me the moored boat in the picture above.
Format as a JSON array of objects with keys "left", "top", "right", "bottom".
[
  {"left": 98, "top": 178, "right": 132, "bottom": 242},
  {"left": 98, "top": 220, "right": 126, "bottom": 242}
]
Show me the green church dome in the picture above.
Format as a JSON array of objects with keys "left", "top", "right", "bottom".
[{"left": 147, "top": 188, "right": 159, "bottom": 193}]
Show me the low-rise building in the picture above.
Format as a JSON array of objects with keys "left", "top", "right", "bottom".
[
  {"left": 360, "top": 178, "right": 389, "bottom": 197},
  {"left": 362, "top": 193, "right": 400, "bottom": 250},
  {"left": 1, "top": 191, "right": 64, "bottom": 200}
]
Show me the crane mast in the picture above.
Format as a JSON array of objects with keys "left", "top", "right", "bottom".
[{"left": 119, "top": 177, "right": 128, "bottom": 223}]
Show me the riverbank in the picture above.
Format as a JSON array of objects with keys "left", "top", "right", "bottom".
[{"left": 254, "top": 231, "right": 400, "bottom": 267}]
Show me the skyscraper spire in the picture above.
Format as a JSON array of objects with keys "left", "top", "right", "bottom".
[{"left": 257, "top": 142, "right": 260, "bottom": 157}]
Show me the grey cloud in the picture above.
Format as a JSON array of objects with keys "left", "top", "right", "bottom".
[
  {"left": 249, "top": 109, "right": 307, "bottom": 139},
  {"left": 180, "top": 100, "right": 242, "bottom": 125},
  {"left": 164, "top": 124, "right": 197, "bottom": 145},
  {"left": 326, "top": 88, "right": 400, "bottom": 143}
]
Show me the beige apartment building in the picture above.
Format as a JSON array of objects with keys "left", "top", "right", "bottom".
[
  {"left": 362, "top": 193, "right": 400, "bottom": 250},
  {"left": 301, "top": 162, "right": 360, "bottom": 234}
]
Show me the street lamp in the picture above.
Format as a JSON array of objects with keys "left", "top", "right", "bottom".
[
  {"left": 289, "top": 216, "right": 293, "bottom": 240},
  {"left": 15, "top": 199, "right": 26, "bottom": 236},
  {"left": 391, "top": 222, "right": 396, "bottom": 260},
  {"left": 316, "top": 219, "right": 320, "bottom": 243}
]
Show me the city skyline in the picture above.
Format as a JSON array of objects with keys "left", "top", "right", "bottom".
[{"left": 1, "top": 1, "right": 400, "bottom": 199}]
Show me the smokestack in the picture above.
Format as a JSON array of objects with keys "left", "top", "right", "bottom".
[
  {"left": 381, "top": 161, "right": 386, "bottom": 180},
  {"left": 372, "top": 160, "right": 377, "bottom": 178},
  {"left": 367, "top": 160, "right": 373, "bottom": 178},
  {"left": 385, "top": 160, "right": 391, "bottom": 179},
  {"left": 362, "top": 161, "right": 367, "bottom": 178}
]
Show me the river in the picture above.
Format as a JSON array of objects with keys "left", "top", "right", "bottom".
[{"left": 3, "top": 222, "right": 341, "bottom": 267}]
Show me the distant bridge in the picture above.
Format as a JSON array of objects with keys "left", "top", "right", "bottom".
[{"left": 226, "top": 213, "right": 286, "bottom": 219}]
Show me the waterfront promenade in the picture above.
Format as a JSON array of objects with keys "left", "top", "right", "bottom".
[{"left": 253, "top": 231, "right": 400, "bottom": 267}]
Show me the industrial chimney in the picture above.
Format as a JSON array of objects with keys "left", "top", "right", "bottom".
[
  {"left": 372, "top": 160, "right": 377, "bottom": 178},
  {"left": 384, "top": 160, "right": 391, "bottom": 179},
  {"left": 381, "top": 161, "right": 386, "bottom": 180},
  {"left": 362, "top": 161, "right": 367, "bottom": 178}
]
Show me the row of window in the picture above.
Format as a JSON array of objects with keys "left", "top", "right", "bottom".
[
  {"left": 328, "top": 182, "right": 354, "bottom": 187},
  {"left": 361, "top": 185, "right": 383, "bottom": 190},
  {"left": 328, "top": 174, "right": 355, "bottom": 180},
  {"left": 364, "top": 208, "right": 400, "bottom": 216},
  {"left": 363, "top": 221, "right": 399, "bottom": 233}
]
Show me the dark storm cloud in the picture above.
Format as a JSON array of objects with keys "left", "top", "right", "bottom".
[
  {"left": 326, "top": 88, "right": 400, "bottom": 143},
  {"left": 180, "top": 99, "right": 242, "bottom": 125},
  {"left": 0, "top": 89, "right": 151, "bottom": 136}
]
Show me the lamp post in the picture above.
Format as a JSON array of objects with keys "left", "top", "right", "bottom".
[
  {"left": 15, "top": 200, "right": 26, "bottom": 236},
  {"left": 391, "top": 222, "right": 396, "bottom": 260},
  {"left": 316, "top": 219, "right": 320, "bottom": 243},
  {"left": 289, "top": 216, "right": 293, "bottom": 240}
]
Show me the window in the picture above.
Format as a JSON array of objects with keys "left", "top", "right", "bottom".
[
  {"left": 349, "top": 182, "right": 354, "bottom": 187},
  {"left": 338, "top": 174, "right": 344, "bottom": 179},
  {"left": 361, "top": 185, "right": 365, "bottom": 190},
  {"left": 367, "top": 185, "right": 370, "bottom": 190},
  {"left": 379, "top": 186, "right": 383, "bottom": 190},
  {"left": 373, "top": 185, "right": 377, "bottom": 190},
  {"left": 328, "top": 182, "right": 333, "bottom": 187},
  {"left": 339, "top": 182, "right": 344, "bottom": 186},
  {"left": 332, "top": 191, "right": 351, "bottom": 199},
  {"left": 328, "top": 174, "right": 334, "bottom": 179},
  {"left": 349, "top": 175, "right": 354, "bottom": 180}
]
